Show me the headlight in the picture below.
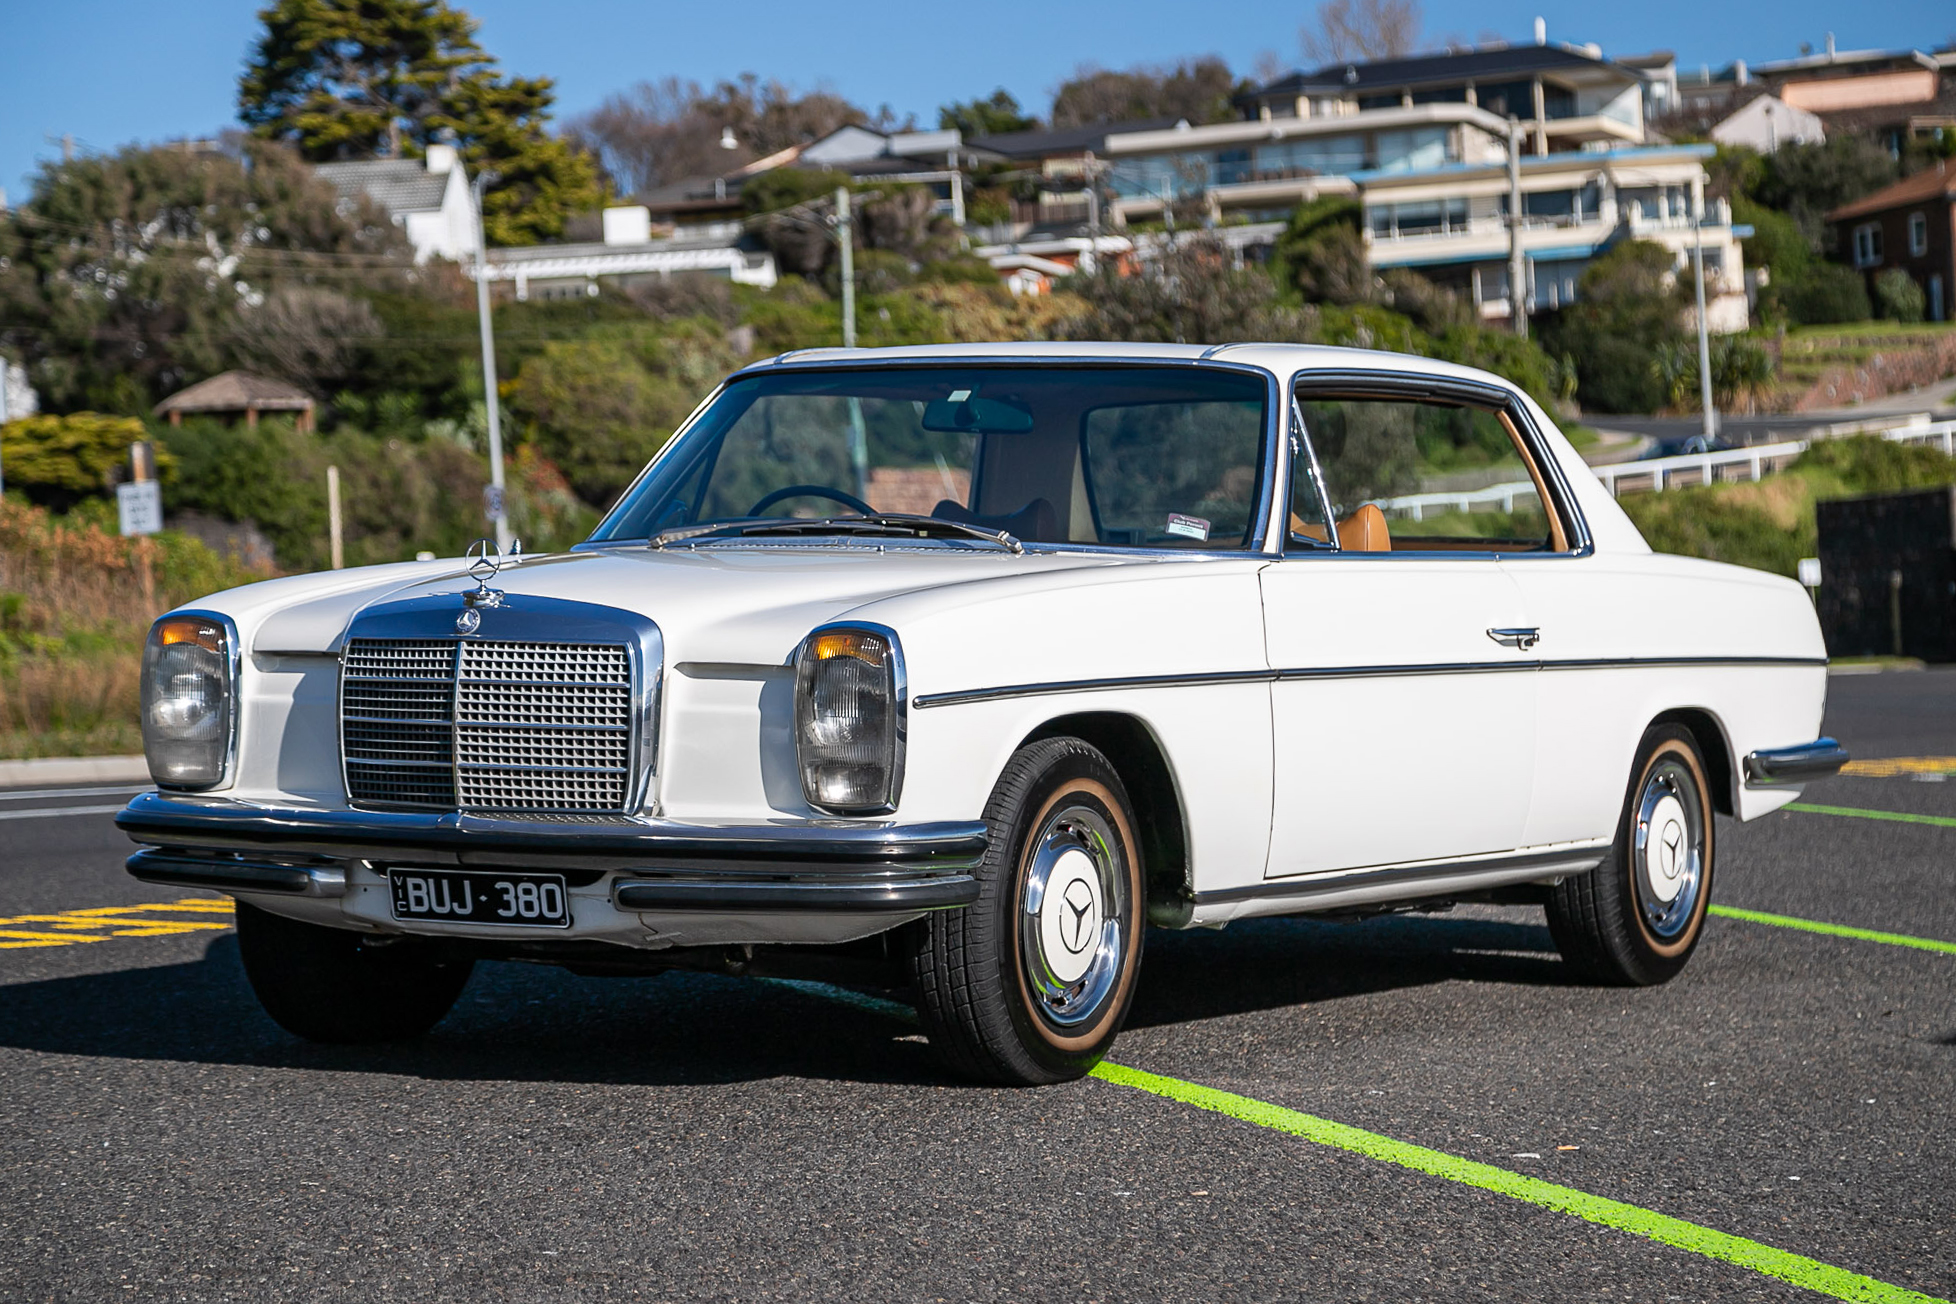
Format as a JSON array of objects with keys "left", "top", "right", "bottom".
[
  {"left": 794, "top": 625, "right": 905, "bottom": 814},
  {"left": 141, "top": 614, "right": 236, "bottom": 788}
]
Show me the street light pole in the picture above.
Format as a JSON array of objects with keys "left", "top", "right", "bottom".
[
  {"left": 471, "top": 170, "right": 512, "bottom": 552},
  {"left": 1693, "top": 211, "right": 1718, "bottom": 442},
  {"left": 1507, "top": 118, "right": 1528, "bottom": 341},
  {"left": 835, "top": 187, "right": 856, "bottom": 348}
]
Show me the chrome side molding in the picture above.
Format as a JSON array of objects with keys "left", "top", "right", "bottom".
[{"left": 1743, "top": 738, "right": 1849, "bottom": 788}]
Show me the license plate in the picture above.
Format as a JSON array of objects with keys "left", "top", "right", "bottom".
[{"left": 389, "top": 869, "right": 570, "bottom": 928}]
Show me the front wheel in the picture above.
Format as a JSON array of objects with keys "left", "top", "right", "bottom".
[
  {"left": 1547, "top": 725, "right": 1715, "bottom": 986},
  {"left": 236, "top": 901, "right": 474, "bottom": 1043},
  {"left": 909, "top": 737, "right": 1146, "bottom": 1085}
]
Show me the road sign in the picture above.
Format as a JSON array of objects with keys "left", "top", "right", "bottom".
[
  {"left": 117, "top": 481, "right": 162, "bottom": 536},
  {"left": 1798, "top": 558, "right": 1821, "bottom": 588},
  {"left": 483, "top": 484, "right": 506, "bottom": 523}
]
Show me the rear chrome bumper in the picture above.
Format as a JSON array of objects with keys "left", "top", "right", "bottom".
[
  {"left": 118, "top": 792, "right": 985, "bottom": 914},
  {"left": 1743, "top": 737, "right": 1849, "bottom": 788}
]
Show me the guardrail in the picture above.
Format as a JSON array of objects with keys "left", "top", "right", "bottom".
[{"left": 1380, "top": 417, "right": 1956, "bottom": 517}]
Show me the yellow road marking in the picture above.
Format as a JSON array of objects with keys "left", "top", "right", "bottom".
[
  {"left": 1842, "top": 756, "right": 1956, "bottom": 777},
  {"left": 0, "top": 898, "right": 234, "bottom": 950}
]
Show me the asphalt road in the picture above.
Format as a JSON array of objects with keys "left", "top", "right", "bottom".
[{"left": 2, "top": 675, "right": 1953, "bottom": 1301}]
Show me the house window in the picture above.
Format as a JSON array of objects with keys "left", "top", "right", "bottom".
[
  {"left": 1853, "top": 223, "right": 1883, "bottom": 268},
  {"left": 1909, "top": 212, "right": 1929, "bottom": 257}
]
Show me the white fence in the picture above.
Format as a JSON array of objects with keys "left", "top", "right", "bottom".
[{"left": 1381, "top": 417, "right": 1956, "bottom": 519}]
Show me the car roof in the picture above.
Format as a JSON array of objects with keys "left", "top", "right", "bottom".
[{"left": 745, "top": 341, "right": 1523, "bottom": 394}]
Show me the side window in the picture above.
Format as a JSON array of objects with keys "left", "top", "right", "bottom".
[{"left": 1290, "top": 392, "right": 1567, "bottom": 554}]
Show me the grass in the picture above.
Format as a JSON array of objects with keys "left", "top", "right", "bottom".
[
  {"left": 0, "top": 497, "right": 269, "bottom": 759},
  {"left": 1775, "top": 320, "right": 1956, "bottom": 389},
  {"left": 1617, "top": 435, "right": 1956, "bottom": 578}
]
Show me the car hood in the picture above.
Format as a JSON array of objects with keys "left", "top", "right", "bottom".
[{"left": 245, "top": 544, "right": 1137, "bottom": 663}]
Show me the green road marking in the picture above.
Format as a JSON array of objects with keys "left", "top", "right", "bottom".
[
  {"left": 775, "top": 979, "right": 1942, "bottom": 1302},
  {"left": 1091, "top": 1062, "right": 1945, "bottom": 1304},
  {"left": 1787, "top": 802, "right": 1956, "bottom": 829},
  {"left": 1710, "top": 905, "right": 1956, "bottom": 956}
]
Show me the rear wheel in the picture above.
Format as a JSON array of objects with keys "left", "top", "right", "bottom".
[
  {"left": 1547, "top": 725, "right": 1715, "bottom": 985},
  {"left": 236, "top": 900, "right": 474, "bottom": 1043},
  {"left": 910, "top": 737, "right": 1145, "bottom": 1085}
]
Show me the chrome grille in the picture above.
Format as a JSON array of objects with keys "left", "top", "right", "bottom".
[{"left": 342, "top": 638, "right": 635, "bottom": 812}]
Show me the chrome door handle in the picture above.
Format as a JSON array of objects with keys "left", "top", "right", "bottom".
[{"left": 1487, "top": 627, "right": 1540, "bottom": 650}]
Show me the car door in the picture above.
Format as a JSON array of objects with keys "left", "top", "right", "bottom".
[{"left": 1260, "top": 381, "right": 1548, "bottom": 879}]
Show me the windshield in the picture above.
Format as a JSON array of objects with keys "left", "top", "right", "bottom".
[{"left": 588, "top": 365, "right": 1272, "bottom": 550}]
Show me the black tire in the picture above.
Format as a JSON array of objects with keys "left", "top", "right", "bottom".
[
  {"left": 1547, "top": 725, "right": 1716, "bottom": 986},
  {"left": 909, "top": 737, "right": 1146, "bottom": 1086},
  {"left": 235, "top": 900, "right": 474, "bottom": 1043}
]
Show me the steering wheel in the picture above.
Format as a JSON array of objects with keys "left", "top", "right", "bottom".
[{"left": 747, "top": 484, "right": 875, "bottom": 517}]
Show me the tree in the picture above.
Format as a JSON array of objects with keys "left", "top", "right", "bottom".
[
  {"left": 239, "top": 0, "right": 600, "bottom": 244},
  {"left": 1301, "top": 0, "right": 1421, "bottom": 66},
  {"left": 239, "top": 0, "right": 482, "bottom": 159},
  {"left": 938, "top": 90, "right": 1036, "bottom": 138},
  {"left": 1061, "top": 235, "right": 1312, "bottom": 344},
  {"left": 1049, "top": 58, "right": 1239, "bottom": 128},
  {"left": 1752, "top": 136, "right": 1897, "bottom": 249},
  {"left": 432, "top": 70, "right": 601, "bottom": 244},
  {"left": 569, "top": 75, "right": 871, "bottom": 195},
  {"left": 1274, "top": 196, "right": 1374, "bottom": 305},
  {"left": 0, "top": 140, "right": 409, "bottom": 414},
  {"left": 1536, "top": 241, "right": 1687, "bottom": 414}
]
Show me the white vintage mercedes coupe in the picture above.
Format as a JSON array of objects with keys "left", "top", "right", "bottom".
[{"left": 119, "top": 342, "right": 1845, "bottom": 1085}]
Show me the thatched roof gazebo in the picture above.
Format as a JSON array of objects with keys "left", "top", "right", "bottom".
[{"left": 154, "top": 371, "right": 315, "bottom": 432}]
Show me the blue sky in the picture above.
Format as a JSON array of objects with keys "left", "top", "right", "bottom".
[{"left": 3, "top": 0, "right": 1951, "bottom": 202}]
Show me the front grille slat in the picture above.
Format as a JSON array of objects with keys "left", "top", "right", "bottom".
[{"left": 342, "top": 637, "right": 635, "bottom": 813}]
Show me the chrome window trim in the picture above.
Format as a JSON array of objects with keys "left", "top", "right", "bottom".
[
  {"left": 581, "top": 358, "right": 1286, "bottom": 558},
  {"left": 910, "top": 655, "right": 1828, "bottom": 709},
  {"left": 792, "top": 620, "right": 908, "bottom": 817},
  {"left": 146, "top": 608, "right": 244, "bottom": 793},
  {"left": 1282, "top": 368, "right": 1594, "bottom": 560},
  {"left": 336, "top": 593, "right": 664, "bottom": 816}
]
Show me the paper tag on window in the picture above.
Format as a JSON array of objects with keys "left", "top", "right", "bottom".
[{"left": 1165, "top": 513, "right": 1211, "bottom": 541}]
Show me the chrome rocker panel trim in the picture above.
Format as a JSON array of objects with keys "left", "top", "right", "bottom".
[
  {"left": 1743, "top": 737, "right": 1850, "bottom": 788},
  {"left": 118, "top": 793, "right": 987, "bottom": 914}
]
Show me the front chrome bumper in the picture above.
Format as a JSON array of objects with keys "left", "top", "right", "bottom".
[
  {"left": 1742, "top": 737, "right": 1850, "bottom": 787},
  {"left": 117, "top": 792, "right": 986, "bottom": 914}
]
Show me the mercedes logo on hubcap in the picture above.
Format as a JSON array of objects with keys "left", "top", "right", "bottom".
[
  {"left": 1059, "top": 878, "right": 1097, "bottom": 954},
  {"left": 1658, "top": 821, "right": 1684, "bottom": 878}
]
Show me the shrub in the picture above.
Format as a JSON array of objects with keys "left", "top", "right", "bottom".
[
  {"left": 0, "top": 496, "right": 269, "bottom": 757},
  {"left": 1775, "top": 263, "right": 1872, "bottom": 325},
  {"left": 1873, "top": 268, "right": 1926, "bottom": 323},
  {"left": 0, "top": 412, "right": 173, "bottom": 511}
]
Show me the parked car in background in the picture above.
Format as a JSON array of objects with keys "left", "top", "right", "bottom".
[
  {"left": 1640, "top": 432, "right": 1739, "bottom": 460},
  {"left": 119, "top": 342, "right": 1845, "bottom": 1085}
]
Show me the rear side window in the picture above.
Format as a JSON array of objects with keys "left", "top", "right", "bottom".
[
  {"left": 1082, "top": 399, "right": 1265, "bottom": 548},
  {"left": 1292, "top": 393, "right": 1567, "bottom": 553}
]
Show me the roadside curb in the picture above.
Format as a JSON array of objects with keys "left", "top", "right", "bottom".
[{"left": 0, "top": 755, "right": 149, "bottom": 789}]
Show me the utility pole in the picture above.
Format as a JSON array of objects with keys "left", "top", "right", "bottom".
[
  {"left": 0, "top": 354, "right": 9, "bottom": 500},
  {"left": 471, "top": 170, "right": 512, "bottom": 552},
  {"left": 1507, "top": 118, "right": 1528, "bottom": 340},
  {"left": 835, "top": 187, "right": 856, "bottom": 348},
  {"left": 1692, "top": 209, "right": 1718, "bottom": 442}
]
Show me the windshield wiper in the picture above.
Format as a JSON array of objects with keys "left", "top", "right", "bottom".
[{"left": 650, "top": 514, "right": 1023, "bottom": 554}]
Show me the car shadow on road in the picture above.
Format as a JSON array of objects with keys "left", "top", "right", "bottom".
[
  {"left": 0, "top": 912, "right": 1566, "bottom": 1086},
  {"left": 1127, "top": 912, "right": 1567, "bottom": 1031}
]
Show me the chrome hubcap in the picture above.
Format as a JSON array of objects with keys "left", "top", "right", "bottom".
[
  {"left": 1020, "top": 805, "right": 1125, "bottom": 1028},
  {"left": 1634, "top": 761, "right": 1704, "bottom": 939}
]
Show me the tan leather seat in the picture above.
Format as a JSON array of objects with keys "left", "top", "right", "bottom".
[{"left": 1335, "top": 503, "right": 1391, "bottom": 552}]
